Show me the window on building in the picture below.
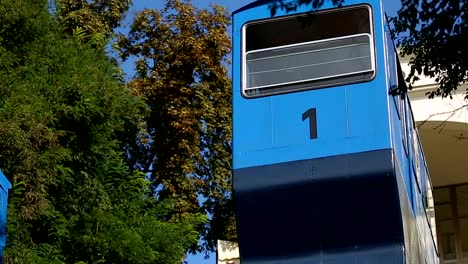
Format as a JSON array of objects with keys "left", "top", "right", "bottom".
[
  {"left": 434, "top": 184, "right": 468, "bottom": 263},
  {"left": 242, "top": 5, "right": 375, "bottom": 97},
  {"left": 457, "top": 185, "right": 468, "bottom": 260}
]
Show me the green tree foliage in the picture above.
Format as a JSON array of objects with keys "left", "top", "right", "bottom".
[
  {"left": 55, "top": 0, "right": 131, "bottom": 42},
  {"left": 268, "top": 0, "right": 343, "bottom": 15},
  {"left": 116, "top": 0, "right": 235, "bottom": 251},
  {"left": 0, "top": 0, "right": 204, "bottom": 263},
  {"left": 392, "top": 0, "right": 468, "bottom": 98}
]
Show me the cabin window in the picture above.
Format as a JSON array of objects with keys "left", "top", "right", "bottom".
[{"left": 242, "top": 5, "right": 375, "bottom": 97}]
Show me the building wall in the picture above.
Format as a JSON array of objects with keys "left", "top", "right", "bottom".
[
  {"left": 401, "top": 57, "right": 468, "bottom": 264},
  {"left": 217, "top": 241, "right": 240, "bottom": 264}
]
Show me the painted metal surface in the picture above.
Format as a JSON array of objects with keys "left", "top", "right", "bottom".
[
  {"left": 232, "top": 0, "right": 390, "bottom": 170},
  {"left": 0, "top": 171, "right": 11, "bottom": 262},
  {"left": 231, "top": 0, "right": 439, "bottom": 263},
  {"left": 234, "top": 149, "right": 404, "bottom": 263}
]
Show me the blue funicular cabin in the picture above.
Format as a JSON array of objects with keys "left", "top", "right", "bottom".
[
  {"left": 0, "top": 171, "right": 11, "bottom": 261},
  {"left": 232, "top": 0, "right": 439, "bottom": 263}
]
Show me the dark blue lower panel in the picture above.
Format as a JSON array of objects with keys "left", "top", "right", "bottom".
[
  {"left": 233, "top": 149, "right": 404, "bottom": 263},
  {"left": 234, "top": 244, "right": 404, "bottom": 264}
]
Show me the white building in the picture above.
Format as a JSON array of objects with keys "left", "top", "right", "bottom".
[
  {"left": 218, "top": 58, "right": 468, "bottom": 264},
  {"left": 217, "top": 241, "right": 240, "bottom": 264},
  {"left": 401, "top": 57, "right": 468, "bottom": 264}
]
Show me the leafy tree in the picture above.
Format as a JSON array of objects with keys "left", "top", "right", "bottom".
[
  {"left": 116, "top": 0, "right": 235, "bottom": 251},
  {"left": 0, "top": 0, "right": 204, "bottom": 262},
  {"left": 392, "top": 0, "right": 468, "bottom": 99},
  {"left": 54, "top": 0, "right": 132, "bottom": 42},
  {"left": 268, "top": 0, "right": 343, "bottom": 15}
]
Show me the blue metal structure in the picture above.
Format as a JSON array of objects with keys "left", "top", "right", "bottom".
[
  {"left": 0, "top": 171, "right": 10, "bottom": 262},
  {"left": 232, "top": 0, "right": 439, "bottom": 263}
]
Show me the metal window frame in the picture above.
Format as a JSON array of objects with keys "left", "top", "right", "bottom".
[
  {"left": 241, "top": 4, "right": 375, "bottom": 98},
  {"left": 244, "top": 33, "right": 374, "bottom": 91}
]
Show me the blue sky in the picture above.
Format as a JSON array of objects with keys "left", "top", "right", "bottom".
[{"left": 121, "top": 0, "right": 402, "bottom": 263}]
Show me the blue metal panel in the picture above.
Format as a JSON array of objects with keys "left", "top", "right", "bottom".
[
  {"left": 0, "top": 171, "right": 11, "bottom": 261},
  {"left": 394, "top": 155, "right": 422, "bottom": 264},
  {"left": 232, "top": 0, "right": 392, "bottom": 170},
  {"left": 232, "top": 1, "right": 439, "bottom": 263},
  {"left": 0, "top": 172, "right": 11, "bottom": 192},
  {"left": 345, "top": 82, "right": 390, "bottom": 153},
  {"left": 234, "top": 149, "right": 404, "bottom": 263},
  {"left": 390, "top": 100, "right": 412, "bottom": 198},
  {"left": 386, "top": 23, "right": 413, "bottom": 200},
  {"left": 345, "top": 0, "right": 390, "bottom": 153},
  {"left": 233, "top": 87, "right": 349, "bottom": 168}
]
